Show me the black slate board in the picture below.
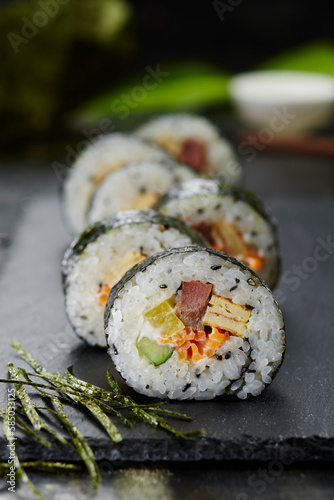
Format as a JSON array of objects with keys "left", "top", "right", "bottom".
[{"left": 1, "top": 164, "right": 334, "bottom": 463}]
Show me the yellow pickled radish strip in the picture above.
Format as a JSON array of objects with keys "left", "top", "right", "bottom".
[
  {"left": 98, "top": 251, "right": 146, "bottom": 306},
  {"left": 211, "top": 218, "right": 248, "bottom": 256},
  {"left": 145, "top": 301, "right": 185, "bottom": 338},
  {"left": 155, "top": 135, "right": 182, "bottom": 157},
  {"left": 120, "top": 191, "right": 160, "bottom": 211}
]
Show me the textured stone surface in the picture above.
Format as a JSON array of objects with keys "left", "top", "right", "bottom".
[{"left": 1, "top": 161, "right": 334, "bottom": 464}]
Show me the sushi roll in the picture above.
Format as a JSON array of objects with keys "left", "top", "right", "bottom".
[
  {"left": 62, "top": 210, "right": 206, "bottom": 347},
  {"left": 154, "top": 178, "right": 280, "bottom": 289},
  {"left": 136, "top": 113, "right": 242, "bottom": 183},
  {"left": 62, "top": 133, "right": 171, "bottom": 233},
  {"left": 105, "top": 247, "right": 285, "bottom": 400},
  {"left": 87, "top": 159, "right": 199, "bottom": 225}
]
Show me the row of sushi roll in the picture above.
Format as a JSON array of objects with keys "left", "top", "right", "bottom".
[
  {"left": 61, "top": 113, "right": 285, "bottom": 400},
  {"left": 62, "top": 114, "right": 242, "bottom": 234}
]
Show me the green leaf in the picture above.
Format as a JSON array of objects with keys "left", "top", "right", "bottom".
[
  {"left": 259, "top": 39, "right": 334, "bottom": 76},
  {"left": 74, "top": 61, "right": 231, "bottom": 124}
]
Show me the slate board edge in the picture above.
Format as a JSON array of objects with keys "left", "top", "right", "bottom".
[{"left": 1, "top": 435, "right": 333, "bottom": 463}]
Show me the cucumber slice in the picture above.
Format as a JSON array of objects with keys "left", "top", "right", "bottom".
[{"left": 136, "top": 336, "right": 174, "bottom": 366}]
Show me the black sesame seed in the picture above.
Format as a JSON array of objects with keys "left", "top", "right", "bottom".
[
  {"left": 146, "top": 384, "right": 150, "bottom": 389},
  {"left": 167, "top": 268, "right": 172, "bottom": 274},
  {"left": 211, "top": 265, "right": 222, "bottom": 270},
  {"left": 112, "top": 344, "right": 118, "bottom": 355},
  {"left": 140, "top": 245, "right": 144, "bottom": 252},
  {"left": 224, "top": 351, "right": 232, "bottom": 360},
  {"left": 182, "top": 383, "right": 191, "bottom": 392},
  {"left": 98, "top": 282, "right": 103, "bottom": 288},
  {"left": 159, "top": 284, "right": 168, "bottom": 289},
  {"left": 230, "top": 285, "right": 238, "bottom": 292},
  {"left": 251, "top": 231, "right": 257, "bottom": 236},
  {"left": 214, "top": 204, "right": 221, "bottom": 210},
  {"left": 235, "top": 216, "right": 241, "bottom": 221},
  {"left": 235, "top": 278, "right": 240, "bottom": 283},
  {"left": 89, "top": 331, "right": 94, "bottom": 335},
  {"left": 197, "top": 208, "right": 203, "bottom": 214},
  {"left": 216, "top": 354, "right": 223, "bottom": 361},
  {"left": 247, "top": 278, "right": 256, "bottom": 286},
  {"left": 196, "top": 373, "right": 201, "bottom": 378},
  {"left": 139, "top": 187, "right": 147, "bottom": 194},
  {"left": 141, "top": 267, "right": 147, "bottom": 273}
]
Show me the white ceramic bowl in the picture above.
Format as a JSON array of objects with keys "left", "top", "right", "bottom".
[{"left": 229, "top": 70, "right": 334, "bottom": 133}]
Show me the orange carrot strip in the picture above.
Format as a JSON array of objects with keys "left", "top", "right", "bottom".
[
  {"left": 190, "top": 343, "right": 205, "bottom": 363},
  {"left": 211, "top": 243, "right": 225, "bottom": 251},
  {"left": 97, "top": 284, "right": 111, "bottom": 305},
  {"left": 159, "top": 326, "right": 231, "bottom": 363},
  {"left": 242, "top": 251, "right": 265, "bottom": 271}
]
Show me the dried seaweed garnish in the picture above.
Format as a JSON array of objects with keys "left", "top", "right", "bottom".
[
  {"left": 7, "top": 363, "right": 44, "bottom": 432},
  {"left": 20, "top": 367, "right": 127, "bottom": 440},
  {"left": 0, "top": 340, "right": 204, "bottom": 498},
  {"left": 0, "top": 407, "right": 51, "bottom": 449},
  {"left": 106, "top": 368, "right": 123, "bottom": 395},
  {"left": 0, "top": 461, "right": 82, "bottom": 474},
  {"left": 15, "top": 369, "right": 70, "bottom": 446},
  {"left": 2, "top": 398, "right": 43, "bottom": 499},
  {"left": 45, "top": 396, "right": 101, "bottom": 491}
]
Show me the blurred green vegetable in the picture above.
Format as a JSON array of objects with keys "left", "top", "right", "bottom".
[
  {"left": 259, "top": 39, "right": 334, "bottom": 76},
  {"left": 0, "top": 0, "right": 134, "bottom": 147},
  {"left": 74, "top": 61, "right": 231, "bottom": 124}
]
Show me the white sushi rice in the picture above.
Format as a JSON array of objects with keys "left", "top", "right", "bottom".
[
  {"left": 157, "top": 186, "right": 278, "bottom": 288},
  {"left": 105, "top": 249, "right": 285, "bottom": 400},
  {"left": 65, "top": 221, "right": 202, "bottom": 347},
  {"left": 62, "top": 134, "right": 171, "bottom": 233},
  {"left": 136, "top": 113, "right": 242, "bottom": 183},
  {"left": 87, "top": 160, "right": 198, "bottom": 225}
]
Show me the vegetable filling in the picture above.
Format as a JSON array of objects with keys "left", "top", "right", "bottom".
[
  {"left": 154, "top": 135, "right": 207, "bottom": 172},
  {"left": 97, "top": 251, "right": 147, "bottom": 306},
  {"left": 138, "top": 280, "right": 252, "bottom": 365},
  {"left": 158, "top": 327, "right": 230, "bottom": 363},
  {"left": 120, "top": 191, "right": 160, "bottom": 211},
  {"left": 192, "top": 218, "right": 265, "bottom": 271}
]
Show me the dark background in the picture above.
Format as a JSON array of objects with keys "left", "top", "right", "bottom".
[
  {"left": 1, "top": 0, "right": 334, "bottom": 151},
  {"left": 130, "top": 0, "right": 333, "bottom": 71}
]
